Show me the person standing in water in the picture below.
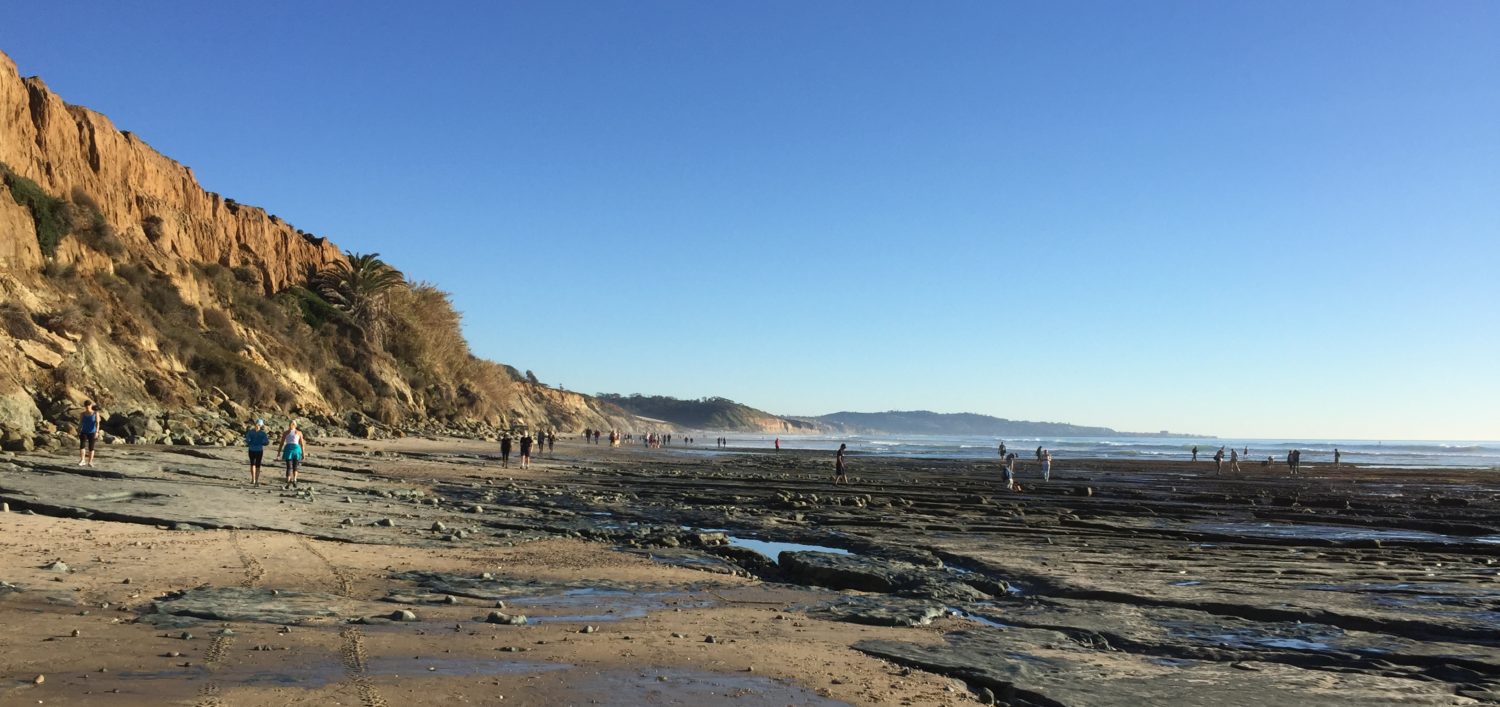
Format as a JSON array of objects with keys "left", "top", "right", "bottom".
[
  {"left": 519, "top": 431, "right": 534, "bottom": 469},
  {"left": 244, "top": 418, "right": 270, "bottom": 485},
  {"left": 78, "top": 402, "right": 101, "bottom": 467},
  {"left": 279, "top": 421, "right": 305, "bottom": 489},
  {"left": 834, "top": 443, "right": 849, "bottom": 484}
]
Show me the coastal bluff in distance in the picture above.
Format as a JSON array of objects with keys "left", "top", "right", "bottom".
[
  {"left": 596, "top": 395, "right": 1186, "bottom": 439},
  {"left": 806, "top": 410, "right": 1130, "bottom": 437}
]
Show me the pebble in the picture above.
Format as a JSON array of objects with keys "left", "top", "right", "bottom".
[
  {"left": 32, "top": 674, "right": 44, "bottom": 685},
  {"left": 431, "top": 522, "right": 447, "bottom": 532},
  {"left": 70, "top": 629, "right": 79, "bottom": 637},
  {"left": 580, "top": 625, "right": 597, "bottom": 634},
  {"left": 704, "top": 635, "right": 719, "bottom": 644},
  {"left": 375, "top": 518, "right": 395, "bottom": 527},
  {"left": 390, "top": 610, "right": 418, "bottom": 622}
]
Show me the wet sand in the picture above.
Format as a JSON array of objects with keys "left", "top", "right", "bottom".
[{"left": 1, "top": 439, "right": 1496, "bottom": 705}]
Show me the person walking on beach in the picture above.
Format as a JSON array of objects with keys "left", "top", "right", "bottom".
[
  {"left": 1333, "top": 448, "right": 1341, "bottom": 468},
  {"left": 244, "top": 419, "right": 270, "bottom": 485},
  {"left": 499, "top": 433, "right": 513, "bottom": 468},
  {"left": 1192, "top": 445, "right": 1199, "bottom": 463},
  {"left": 1041, "top": 450, "right": 1052, "bottom": 481},
  {"left": 547, "top": 430, "right": 556, "bottom": 455},
  {"left": 998, "top": 442, "right": 1007, "bottom": 458},
  {"left": 775, "top": 437, "right": 781, "bottom": 451},
  {"left": 279, "top": 421, "right": 305, "bottom": 489},
  {"left": 1213, "top": 446, "right": 1225, "bottom": 475},
  {"left": 834, "top": 443, "right": 849, "bottom": 484},
  {"left": 1229, "top": 447, "right": 1240, "bottom": 474},
  {"left": 1286, "top": 449, "right": 1300, "bottom": 475},
  {"left": 519, "top": 431, "right": 534, "bottom": 469},
  {"left": 78, "top": 402, "right": 100, "bottom": 467}
]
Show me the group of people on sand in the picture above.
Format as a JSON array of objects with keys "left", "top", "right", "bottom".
[
  {"left": 77, "top": 405, "right": 306, "bottom": 490},
  {"left": 993, "top": 441, "right": 1053, "bottom": 492},
  {"left": 243, "top": 418, "right": 306, "bottom": 489},
  {"left": 498, "top": 430, "right": 555, "bottom": 469},
  {"left": 1195, "top": 445, "right": 1339, "bottom": 476}
]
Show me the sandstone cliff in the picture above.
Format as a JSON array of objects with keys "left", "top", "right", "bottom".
[{"left": 0, "top": 49, "right": 636, "bottom": 449}]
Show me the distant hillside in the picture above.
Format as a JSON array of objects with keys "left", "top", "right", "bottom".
[
  {"left": 597, "top": 394, "right": 822, "bottom": 433},
  {"left": 808, "top": 410, "right": 1121, "bottom": 437}
]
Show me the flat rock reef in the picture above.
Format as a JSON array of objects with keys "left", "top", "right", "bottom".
[{"left": 1, "top": 440, "right": 1496, "bottom": 705}]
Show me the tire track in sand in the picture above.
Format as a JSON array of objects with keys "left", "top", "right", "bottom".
[
  {"left": 230, "top": 530, "right": 266, "bottom": 588},
  {"left": 297, "top": 536, "right": 385, "bottom": 707},
  {"left": 196, "top": 531, "right": 251, "bottom": 706}
]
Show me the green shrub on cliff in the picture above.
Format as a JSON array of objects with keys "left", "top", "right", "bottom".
[{"left": 3, "top": 168, "right": 67, "bottom": 257}]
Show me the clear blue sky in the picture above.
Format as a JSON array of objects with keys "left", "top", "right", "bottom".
[{"left": 4, "top": 2, "right": 1497, "bottom": 440}]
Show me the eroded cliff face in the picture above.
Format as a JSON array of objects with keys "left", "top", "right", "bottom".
[
  {"left": 0, "top": 53, "right": 343, "bottom": 290},
  {"left": 0, "top": 49, "right": 636, "bottom": 449}
]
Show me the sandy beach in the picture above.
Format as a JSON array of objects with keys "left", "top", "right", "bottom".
[{"left": 2, "top": 438, "right": 1496, "bottom": 706}]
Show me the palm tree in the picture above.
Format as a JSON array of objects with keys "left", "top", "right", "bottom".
[{"left": 314, "top": 251, "right": 405, "bottom": 342}]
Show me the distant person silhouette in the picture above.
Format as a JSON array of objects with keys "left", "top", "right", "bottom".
[
  {"left": 1333, "top": 448, "right": 1341, "bottom": 468},
  {"left": 1192, "top": 445, "right": 1198, "bottom": 463},
  {"left": 1213, "top": 446, "right": 1224, "bottom": 475},
  {"left": 834, "top": 444, "right": 849, "bottom": 484}
]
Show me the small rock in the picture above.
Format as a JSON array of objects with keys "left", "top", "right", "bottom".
[
  {"left": 178, "top": 632, "right": 193, "bottom": 640},
  {"left": 390, "top": 610, "right": 418, "bottom": 622},
  {"left": 493, "top": 600, "right": 506, "bottom": 609},
  {"left": 70, "top": 629, "right": 80, "bottom": 637},
  {"left": 580, "top": 625, "right": 597, "bottom": 634},
  {"left": 33, "top": 674, "right": 44, "bottom": 685},
  {"left": 43, "top": 561, "right": 69, "bottom": 573},
  {"left": 431, "top": 522, "right": 447, "bottom": 532},
  {"left": 442, "top": 595, "right": 459, "bottom": 604},
  {"left": 339, "top": 518, "right": 354, "bottom": 526},
  {"left": 121, "top": 578, "right": 131, "bottom": 585},
  {"left": 485, "top": 611, "right": 528, "bottom": 625},
  {"left": 374, "top": 518, "right": 395, "bottom": 527},
  {"left": 704, "top": 635, "right": 719, "bottom": 644}
]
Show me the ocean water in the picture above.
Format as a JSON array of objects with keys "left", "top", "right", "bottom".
[{"left": 706, "top": 434, "right": 1500, "bottom": 470}]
